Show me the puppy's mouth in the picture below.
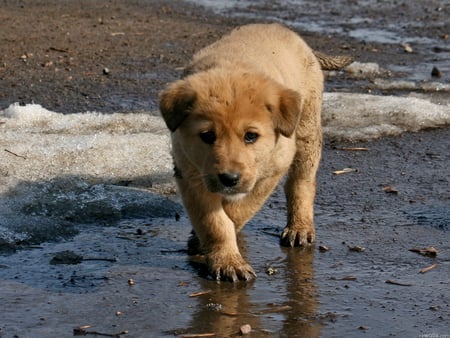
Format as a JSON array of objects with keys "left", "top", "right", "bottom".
[
  {"left": 222, "top": 191, "right": 248, "bottom": 201},
  {"left": 205, "top": 174, "right": 251, "bottom": 200}
]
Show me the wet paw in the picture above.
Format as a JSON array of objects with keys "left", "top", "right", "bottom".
[
  {"left": 280, "top": 226, "right": 315, "bottom": 247},
  {"left": 206, "top": 252, "right": 256, "bottom": 282}
]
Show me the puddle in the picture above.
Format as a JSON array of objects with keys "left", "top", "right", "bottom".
[{"left": 406, "top": 205, "right": 449, "bottom": 230}]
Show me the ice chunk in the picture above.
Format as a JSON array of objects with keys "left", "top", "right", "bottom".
[
  {"left": 322, "top": 93, "right": 450, "bottom": 141},
  {"left": 0, "top": 104, "right": 178, "bottom": 248},
  {"left": 345, "top": 62, "right": 381, "bottom": 77},
  {"left": 1, "top": 103, "right": 172, "bottom": 182}
]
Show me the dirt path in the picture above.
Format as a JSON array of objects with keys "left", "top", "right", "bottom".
[{"left": 1, "top": 0, "right": 448, "bottom": 113}]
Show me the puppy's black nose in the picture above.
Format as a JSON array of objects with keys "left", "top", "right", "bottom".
[{"left": 218, "top": 172, "right": 241, "bottom": 187}]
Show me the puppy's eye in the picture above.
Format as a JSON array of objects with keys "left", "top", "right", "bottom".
[
  {"left": 244, "top": 132, "right": 259, "bottom": 144},
  {"left": 199, "top": 130, "right": 216, "bottom": 144}
]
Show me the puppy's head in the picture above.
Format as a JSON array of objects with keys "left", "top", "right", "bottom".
[{"left": 160, "top": 70, "right": 302, "bottom": 199}]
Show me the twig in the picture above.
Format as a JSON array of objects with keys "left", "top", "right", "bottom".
[
  {"left": 180, "top": 333, "right": 216, "bottom": 338},
  {"left": 385, "top": 279, "right": 413, "bottom": 286},
  {"left": 219, "top": 309, "right": 258, "bottom": 317},
  {"left": 256, "top": 305, "right": 292, "bottom": 314},
  {"left": 4, "top": 149, "right": 27, "bottom": 159},
  {"left": 49, "top": 46, "right": 69, "bottom": 53},
  {"left": 409, "top": 247, "right": 438, "bottom": 257},
  {"left": 341, "top": 147, "right": 369, "bottom": 151},
  {"left": 382, "top": 186, "right": 399, "bottom": 194},
  {"left": 340, "top": 275, "right": 357, "bottom": 281},
  {"left": 333, "top": 168, "right": 357, "bottom": 175},
  {"left": 419, "top": 263, "right": 437, "bottom": 274},
  {"left": 73, "top": 326, "right": 127, "bottom": 337},
  {"left": 189, "top": 290, "right": 212, "bottom": 297},
  {"left": 220, "top": 311, "right": 245, "bottom": 317}
]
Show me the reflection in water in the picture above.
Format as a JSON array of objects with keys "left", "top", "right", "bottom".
[
  {"left": 187, "top": 280, "right": 260, "bottom": 337},
  {"left": 186, "top": 233, "right": 261, "bottom": 337},
  {"left": 280, "top": 246, "right": 321, "bottom": 337},
  {"left": 186, "top": 233, "right": 321, "bottom": 337}
]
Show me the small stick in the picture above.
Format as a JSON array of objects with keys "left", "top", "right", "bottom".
[
  {"left": 419, "top": 263, "right": 437, "bottom": 274},
  {"left": 256, "top": 305, "right": 292, "bottom": 314},
  {"left": 341, "top": 147, "right": 369, "bottom": 151},
  {"left": 220, "top": 310, "right": 257, "bottom": 318},
  {"left": 73, "top": 326, "right": 127, "bottom": 337},
  {"left": 333, "top": 168, "right": 357, "bottom": 175},
  {"left": 189, "top": 290, "right": 212, "bottom": 297},
  {"left": 382, "top": 186, "right": 398, "bottom": 194},
  {"left": 385, "top": 279, "right": 413, "bottom": 286},
  {"left": 180, "top": 333, "right": 216, "bottom": 338},
  {"left": 49, "top": 46, "right": 69, "bottom": 53},
  {"left": 340, "top": 275, "right": 357, "bottom": 281},
  {"left": 220, "top": 311, "right": 240, "bottom": 317},
  {"left": 409, "top": 247, "right": 438, "bottom": 257},
  {"left": 4, "top": 149, "right": 27, "bottom": 159}
]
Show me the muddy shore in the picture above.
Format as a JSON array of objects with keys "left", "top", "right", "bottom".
[{"left": 0, "top": 1, "right": 449, "bottom": 337}]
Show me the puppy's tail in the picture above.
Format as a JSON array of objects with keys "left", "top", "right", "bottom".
[{"left": 313, "top": 51, "right": 354, "bottom": 70}]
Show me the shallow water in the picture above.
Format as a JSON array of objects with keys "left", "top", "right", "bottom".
[{"left": 407, "top": 205, "right": 450, "bottom": 230}]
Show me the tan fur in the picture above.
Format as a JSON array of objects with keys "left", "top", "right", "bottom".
[{"left": 160, "top": 23, "right": 327, "bottom": 282}]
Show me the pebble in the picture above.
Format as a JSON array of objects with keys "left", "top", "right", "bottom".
[
  {"left": 240, "top": 324, "right": 251, "bottom": 335},
  {"left": 401, "top": 43, "right": 413, "bottom": 53},
  {"left": 431, "top": 66, "right": 442, "bottom": 78},
  {"left": 265, "top": 266, "right": 278, "bottom": 275},
  {"left": 319, "top": 245, "right": 330, "bottom": 252},
  {"left": 348, "top": 245, "right": 366, "bottom": 252}
]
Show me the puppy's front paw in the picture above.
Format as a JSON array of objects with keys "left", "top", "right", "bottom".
[
  {"left": 206, "top": 251, "right": 256, "bottom": 282},
  {"left": 280, "top": 225, "right": 315, "bottom": 247}
]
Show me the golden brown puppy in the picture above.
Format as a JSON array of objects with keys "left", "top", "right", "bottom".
[{"left": 160, "top": 23, "right": 350, "bottom": 282}]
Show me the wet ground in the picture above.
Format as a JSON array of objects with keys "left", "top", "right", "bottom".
[{"left": 0, "top": 0, "right": 449, "bottom": 337}]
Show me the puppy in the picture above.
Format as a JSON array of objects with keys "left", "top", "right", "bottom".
[{"left": 160, "top": 23, "right": 351, "bottom": 282}]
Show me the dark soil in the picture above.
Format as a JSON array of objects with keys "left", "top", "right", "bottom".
[{"left": 1, "top": 0, "right": 447, "bottom": 113}]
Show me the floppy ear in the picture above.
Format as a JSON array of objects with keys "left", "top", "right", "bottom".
[
  {"left": 159, "top": 80, "right": 197, "bottom": 132},
  {"left": 269, "top": 88, "right": 302, "bottom": 137}
]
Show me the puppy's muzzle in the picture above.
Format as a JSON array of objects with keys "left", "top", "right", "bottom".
[
  {"left": 218, "top": 172, "right": 241, "bottom": 188},
  {"left": 205, "top": 172, "right": 248, "bottom": 199}
]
